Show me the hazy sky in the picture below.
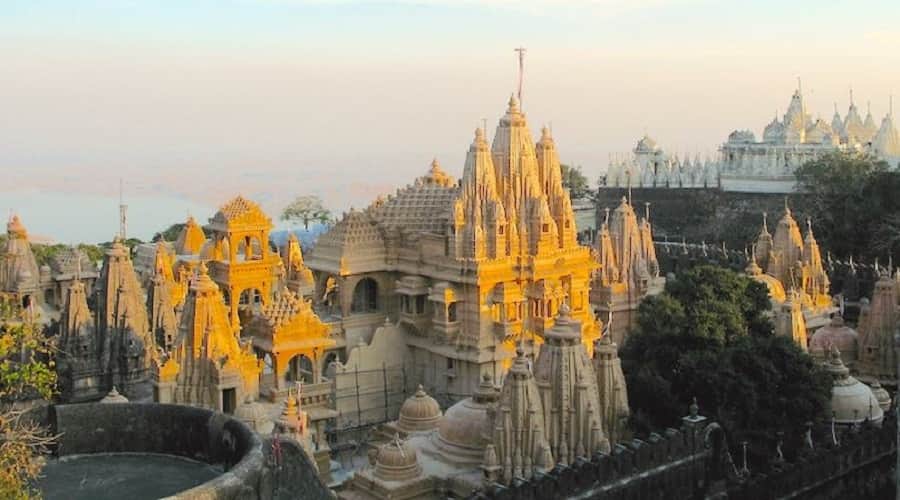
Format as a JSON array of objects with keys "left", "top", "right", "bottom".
[{"left": 3, "top": 0, "right": 900, "bottom": 240}]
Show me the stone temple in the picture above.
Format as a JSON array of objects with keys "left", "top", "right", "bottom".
[{"left": 306, "top": 95, "right": 601, "bottom": 400}]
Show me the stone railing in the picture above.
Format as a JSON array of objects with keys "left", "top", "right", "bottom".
[{"left": 724, "top": 417, "right": 897, "bottom": 500}]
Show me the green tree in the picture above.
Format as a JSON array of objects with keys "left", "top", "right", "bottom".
[
  {"left": 621, "top": 266, "right": 831, "bottom": 463},
  {"left": 560, "top": 164, "right": 591, "bottom": 200},
  {"left": 0, "top": 296, "right": 57, "bottom": 498},
  {"left": 796, "top": 151, "right": 900, "bottom": 262},
  {"left": 281, "top": 195, "right": 331, "bottom": 230},
  {"left": 152, "top": 223, "right": 185, "bottom": 243}
]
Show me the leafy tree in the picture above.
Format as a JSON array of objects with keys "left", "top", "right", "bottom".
[
  {"left": 796, "top": 151, "right": 900, "bottom": 262},
  {"left": 560, "top": 164, "right": 591, "bottom": 200},
  {"left": 281, "top": 195, "right": 332, "bottom": 230},
  {"left": 0, "top": 296, "right": 57, "bottom": 498},
  {"left": 76, "top": 244, "right": 104, "bottom": 265},
  {"left": 621, "top": 266, "right": 831, "bottom": 465}
]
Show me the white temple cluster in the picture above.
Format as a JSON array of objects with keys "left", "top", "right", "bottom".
[{"left": 607, "top": 87, "right": 900, "bottom": 193}]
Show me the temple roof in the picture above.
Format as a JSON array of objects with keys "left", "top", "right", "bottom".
[
  {"left": 208, "top": 195, "right": 272, "bottom": 232},
  {"left": 368, "top": 160, "right": 459, "bottom": 236},
  {"left": 174, "top": 216, "right": 207, "bottom": 255},
  {"left": 306, "top": 209, "right": 386, "bottom": 275}
]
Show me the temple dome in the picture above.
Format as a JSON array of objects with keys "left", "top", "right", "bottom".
[
  {"left": 809, "top": 315, "right": 858, "bottom": 360},
  {"left": 825, "top": 347, "right": 883, "bottom": 425},
  {"left": 870, "top": 380, "right": 891, "bottom": 412},
  {"left": 433, "top": 374, "right": 498, "bottom": 464},
  {"left": 235, "top": 397, "right": 269, "bottom": 432},
  {"left": 374, "top": 435, "right": 421, "bottom": 481},
  {"left": 398, "top": 385, "right": 442, "bottom": 433}
]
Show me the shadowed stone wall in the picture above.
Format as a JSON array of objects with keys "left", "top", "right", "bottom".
[{"left": 46, "top": 403, "right": 333, "bottom": 500}]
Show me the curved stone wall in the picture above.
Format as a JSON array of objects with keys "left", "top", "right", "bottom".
[{"left": 44, "top": 403, "right": 331, "bottom": 499}]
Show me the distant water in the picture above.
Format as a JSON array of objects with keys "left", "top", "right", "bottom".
[
  {"left": 0, "top": 189, "right": 213, "bottom": 244},
  {"left": 39, "top": 453, "right": 223, "bottom": 500}
]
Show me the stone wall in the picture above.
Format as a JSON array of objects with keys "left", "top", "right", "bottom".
[
  {"left": 469, "top": 424, "right": 718, "bottom": 500},
  {"left": 594, "top": 187, "right": 812, "bottom": 250},
  {"left": 48, "top": 403, "right": 332, "bottom": 500}
]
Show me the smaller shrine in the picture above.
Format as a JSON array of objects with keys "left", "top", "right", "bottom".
[{"left": 153, "top": 262, "right": 261, "bottom": 414}]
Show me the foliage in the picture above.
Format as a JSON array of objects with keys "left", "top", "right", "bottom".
[
  {"left": 560, "top": 164, "right": 591, "bottom": 200},
  {"left": 76, "top": 244, "right": 104, "bottom": 265},
  {"left": 796, "top": 151, "right": 900, "bottom": 262},
  {"left": 0, "top": 296, "right": 57, "bottom": 498},
  {"left": 621, "top": 266, "right": 832, "bottom": 463},
  {"left": 29, "top": 244, "right": 66, "bottom": 268},
  {"left": 152, "top": 222, "right": 210, "bottom": 243},
  {"left": 281, "top": 195, "right": 332, "bottom": 230}
]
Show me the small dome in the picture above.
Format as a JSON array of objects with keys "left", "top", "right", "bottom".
[
  {"left": 235, "top": 397, "right": 268, "bottom": 431},
  {"left": 398, "top": 385, "right": 441, "bottom": 432},
  {"left": 434, "top": 374, "right": 498, "bottom": 463},
  {"left": 825, "top": 348, "right": 883, "bottom": 425},
  {"left": 809, "top": 316, "right": 858, "bottom": 358},
  {"left": 100, "top": 386, "right": 129, "bottom": 404},
  {"left": 374, "top": 435, "right": 421, "bottom": 481},
  {"left": 869, "top": 380, "right": 891, "bottom": 412}
]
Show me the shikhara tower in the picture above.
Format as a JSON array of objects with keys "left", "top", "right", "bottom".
[{"left": 307, "top": 95, "right": 599, "bottom": 400}]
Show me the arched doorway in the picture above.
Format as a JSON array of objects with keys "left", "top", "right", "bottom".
[
  {"left": 351, "top": 278, "right": 378, "bottom": 313},
  {"left": 286, "top": 354, "right": 315, "bottom": 384}
]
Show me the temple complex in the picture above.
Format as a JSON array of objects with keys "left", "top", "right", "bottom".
[
  {"left": 591, "top": 198, "right": 664, "bottom": 343},
  {"left": 307, "top": 96, "right": 599, "bottom": 402},
  {"left": 339, "top": 305, "right": 629, "bottom": 498},
  {"left": 606, "top": 87, "right": 900, "bottom": 194}
]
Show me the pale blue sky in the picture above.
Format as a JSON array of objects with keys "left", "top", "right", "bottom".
[{"left": 2, "top": 0, "right": 899, "bottom": 241}]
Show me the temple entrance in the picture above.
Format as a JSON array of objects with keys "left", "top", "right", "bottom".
[
  {"left": 222, "top": 388, "right": 236, "bottom": 414},
  {"left": 286, "top": 354, "right": 314, "bottom": 384},
  {"left": 351, "top": 278, "right": 378, "bottom": 313}
]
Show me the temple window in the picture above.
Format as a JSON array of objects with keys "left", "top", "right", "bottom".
[
  {"left": 448, "top": 302, "right": 458, "bottom": 322},
  {"left": 351, "top": 278, "right": 378, "bottom": 313},
  {"left": 542, "top": 224, "right": 549, "bottom": 233},
  {"left": 498, "top": 225, "right": 505, "bottom": 235},
  {"left": 415, "top": 295, "right": 426, "bottom": 315},
  {"left": 446, "top": 357, "right": 454, "bottom": 371}
]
